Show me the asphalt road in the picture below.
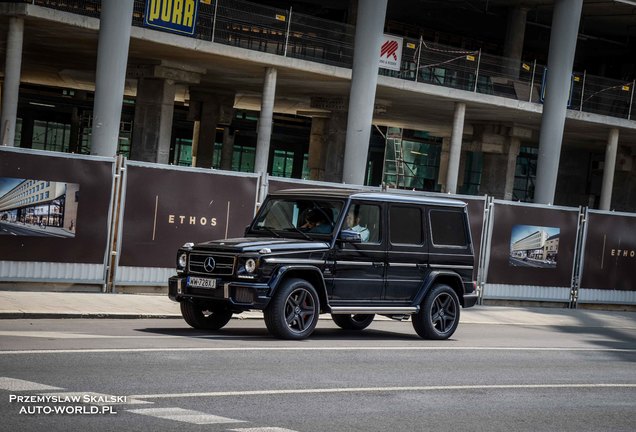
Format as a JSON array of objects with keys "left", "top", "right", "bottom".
[
  {"left": 1, "top": 318, "right": 635, "bottom": 432},
  {"left": 0, "top": 221, "right": 70, "bottom": 238}
]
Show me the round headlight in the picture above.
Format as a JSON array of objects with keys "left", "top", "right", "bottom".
[
  {"left": 178, "top": 253, "right": 187, "bottom": 268},
  {"left": 245, "top": 258, "right": 256, "bottom": 273}
]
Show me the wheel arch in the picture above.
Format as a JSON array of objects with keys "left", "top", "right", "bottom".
[
  {"left": 270, "top": 265, "right": 329, "bottom": 312},
  {"left": 414, "top": 271, "right": 466, "bottom": 307}
]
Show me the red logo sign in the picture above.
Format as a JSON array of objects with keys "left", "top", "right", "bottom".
[{"left": 380, "top": 40, "right": 399, "bottom": 60}]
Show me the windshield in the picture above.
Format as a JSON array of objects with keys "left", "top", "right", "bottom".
[{"left": 251, "top": 198, "right": 345, "bottom": 238}]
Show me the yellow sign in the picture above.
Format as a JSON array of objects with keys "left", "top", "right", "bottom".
[
  {"left": 622, "top": 85, "right": 631, "bottom": 92},
  {"left": 466, "top": 55, "right": 475, "bottom": 62},
  {"left": 200, "top": 0, "right": 212, "bottom": 4},
  {"left": 574, "top": 76, "right": 581, "bottom": 82},
  {"left": 275, "top": 14, "right": 286, "bottom": 22},
  {"left": 522, "top": 63, "right": 530, "bottom": 71},
  {"left": 145, "top": 0, "right": 198, "bottom": 36},
  {"left": 406, "top": 42, "right": 416, "bottom": 49}
]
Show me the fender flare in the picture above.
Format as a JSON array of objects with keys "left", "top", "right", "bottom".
[
  {"left": 412, "top": 270, "right": 465, "bottom": 307},
  {"left": 269, "top": 265, "right": 329, "bottom": 306}
]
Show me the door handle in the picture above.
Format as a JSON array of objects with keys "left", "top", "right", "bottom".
[{"left": 372, "top": 262, "right": 385, "bottom": 268}]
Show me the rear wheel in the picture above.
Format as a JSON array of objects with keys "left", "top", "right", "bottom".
[
  {"left": 412, "top": 284, "right": 460, "bottom": 340},
  {"left": 264, "top": 278, "right": 320, "bottom": 340},
  {"left": 180, "top": 301, "right": 233, "bottom": 330},
  {"left": 331, "top": 314, "right": 375, "bottom": 330}
]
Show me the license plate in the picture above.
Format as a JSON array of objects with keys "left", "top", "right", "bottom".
[{"left": 187, "top": 276, "right": 217, "bottom": 289}]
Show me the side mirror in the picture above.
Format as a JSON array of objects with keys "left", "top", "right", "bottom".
[{"left": 339, "top": 230, "right": 362, "bottom": 243}]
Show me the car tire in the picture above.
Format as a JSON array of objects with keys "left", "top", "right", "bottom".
[
  {"left": 331, "top": 314, "right": 375, "bottom": 330},
  {"left": 264, "top": 278, "right": 320, "bottom": 340},
  {"left": 412, "top": 284, "right": 460, "bottom": 340},
  {"left": 180, "top": 301, "right": 233, "bottom": 330}
]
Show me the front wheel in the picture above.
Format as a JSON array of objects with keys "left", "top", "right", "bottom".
[
  {"left": 331, "top": 314, "right": 375, "bottom": 330},
  {"left": 412, "top": 284, "right": 460, "bottom": 340},
  {"left": 180, "top": 301, "right": 233, "bottom": 330},
  {"left": 264, "top": 278, "right": 320, "bottom": 340}
]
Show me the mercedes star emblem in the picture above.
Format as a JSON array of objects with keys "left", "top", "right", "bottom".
[{"left": 203, "top": 257, "right": 216, "bottom": 273}]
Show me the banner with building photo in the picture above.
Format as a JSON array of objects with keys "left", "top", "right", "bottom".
[
  {"left": 0, "top": 148, "right": 114, "bottom": 263},
  {"left": 580, "top": 211, "right": 636, "bottom": 291},
  {"left": 485, "top": 202, "right": 579, "bottom": 287},
  {"left": 118, "top": 163, "right": 259, "bottom": 268}
]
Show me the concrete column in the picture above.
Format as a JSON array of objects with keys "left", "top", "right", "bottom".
[
  {"left": 437, "top": 137, "right": 450, "bottom": 191},
  {"left": 190, "top": 120, "right": 200, "bottom": 166},
  {"left": 445, "top": 102, "right": 466, "bottom": 194},
  {"left": 599, "top": 128, "right": 619, "bottom": 210},
  {"left": 197, "top": 100, "right": 220, "bottom": 168},
  {"left": 324, "top": 113, "right": 348, "bottom": 182},
  {"left": 130, "top": 78, "right": 176, "bottom": 163},
  {"left": 342, "top": 0, "right": 388, "bottom": 185},
  {"left": 188, "top": 91, "right": 233, "bottom": 168},
  {"left": 1, "top": 17, "right": 24, "bottom": 146},
  {"left": 91, "top": 0, "right": 133, "bottom": 156},
  {"left": 504, "top": 137, "right": 521, "bottom": 200},
  {"left": 254, "top": 67, "right": 277, "bottom": 176},
  {"left": 503, "top": 7, "right": 528, "bottom": 78},
  {"left": 534, "top": 0, "right": 583, "bottom": 204},
  {"left": 220, "top": 127, "right": 235, "bottom": 171},
  {"left": 308, "top": 117, "right": 327, "bottom": 181}
]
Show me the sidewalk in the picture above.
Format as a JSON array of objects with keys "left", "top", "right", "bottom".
[{"left": 1, "top": 291, "right": 635, "bottom": 329}]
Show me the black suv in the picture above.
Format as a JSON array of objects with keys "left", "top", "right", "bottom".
[{"left": 169, "top": 189, "right": 477, "bottom": 340}]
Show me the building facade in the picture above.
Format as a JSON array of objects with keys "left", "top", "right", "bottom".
[{"left": 1, "top": 0, "right": 635, "bottom": 210}]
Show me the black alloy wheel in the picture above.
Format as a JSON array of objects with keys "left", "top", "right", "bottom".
[
  {"left": 412, "top": 284, "right": 460, "bottom": 340},
  {"left": 331, "top": 314, "right": 375, "bottom": 330},
  {"left": 264, "top": 278, "right": 320, "bottom": 340},
  {"left": 180, "top": 301, "right": 233, "bottom": 330}
]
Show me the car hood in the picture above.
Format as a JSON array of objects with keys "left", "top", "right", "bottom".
[{"left": 193, "top": 237, "right": 330, "bottom": 253}]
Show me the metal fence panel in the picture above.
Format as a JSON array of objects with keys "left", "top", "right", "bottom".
[
  {"left": 213, "top": 0, "right": 289, "bottom": 55},
  {"left": 0, "top": 147, "right": 116, "bottom": 285},
  {"left": 576, "top": 209, "right": 636, "bottom": 305},
  {"left": 113, "top": 161, "right": 260, "bottom": 287},
  {"left": 287, "top": 13, "right": 354, "bottom": 68},
  {"left": 481, "top": 200, "right": 581, "bottom": 303}
]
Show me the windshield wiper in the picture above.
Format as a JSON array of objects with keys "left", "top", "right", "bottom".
[
  {"left": 259, "top": 226, "right": 280, "bottom": 238},
  {"left": 287, "top": 225, "right": 312, "bottom": 241}
]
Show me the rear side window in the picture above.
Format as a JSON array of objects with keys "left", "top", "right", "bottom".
[
  {"left": 429, "top": 209, "right": 468, "bottom": 247},
  {"left": 390, "top": 205, "right": 423, "bottom": 245}
]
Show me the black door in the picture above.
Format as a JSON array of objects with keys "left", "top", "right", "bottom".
[
  {"left": 385, "top": 204, "right": 429, "bottom": 302},
  {"left": 331, "top": 201, "right": 385, "bottom": 302}
]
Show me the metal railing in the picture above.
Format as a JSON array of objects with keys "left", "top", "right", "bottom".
[{"left": 21, "top": 0, "right": 636, "bottom": 121}]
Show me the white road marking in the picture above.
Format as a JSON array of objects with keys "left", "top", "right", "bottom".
[
  {"left": 229, "top": 428, "right": 299, "bottom": 432},
  {"left": 128, "top": 383, "right": 636, "bottom": 400},
  {"left": 0, "top": 377, "right": 63, "bottom": 391},
  {"left": 127, "top": 407, "right": 246, "bottom": 425},
  {"left": 40, "top": 392, "right": 151, "bottom": 405},
  {"left": 1, "top": 346, "right": 635, "bottom": 355},
  {"left": 0, "top": 331, "right": 259, "bottom": 339}
]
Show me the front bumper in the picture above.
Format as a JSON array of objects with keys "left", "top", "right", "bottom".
[{"left": 168, "top": 276, "right": 271, "bottom": 310}]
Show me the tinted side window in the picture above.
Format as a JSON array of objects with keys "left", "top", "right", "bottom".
[
  {"left": 342, "top": 202, "right": 382, "bottom": 243},
  {"left": 390, "top": 205, "right": 423, "bottom": 245},
  {"left": 429, "top": 209, "right": 467, "bottom": 247}
]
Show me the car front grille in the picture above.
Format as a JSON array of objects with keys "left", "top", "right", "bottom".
[{"left": 189, "top": 253, "right": 235, "bottom": 276}]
